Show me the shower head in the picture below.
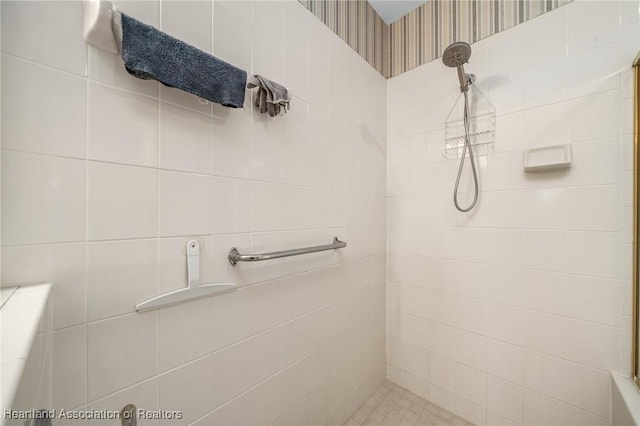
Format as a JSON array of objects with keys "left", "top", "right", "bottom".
[
  {"left": 442, "top": 41, "right": 471, "bottom": 67},
  {"left": 442, "top": 41, "right": 473, "bottom": 92}
]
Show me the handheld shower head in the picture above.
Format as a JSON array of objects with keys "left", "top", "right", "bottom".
[
  {"left": 442, "top": 41, "right": 480, "bottom": 212},
  {"left": 442, "top": 41, "right": 471, "bottom": 67},
  {"left": 442, "top": 41, "right": 473, "bottom": 92}
]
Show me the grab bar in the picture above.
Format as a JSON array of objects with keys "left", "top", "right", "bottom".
[{"left": 228, "top": 237, "right": 347, "bottom": 266}]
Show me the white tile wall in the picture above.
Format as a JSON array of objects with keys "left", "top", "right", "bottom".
[
  {"left": 87, "top": 162, "right": 158, "bottom": 241},
  {"left": 1, "top": 1, "right": 387, "bottom": 425},
  {"left": 4, "top": 0, "right": 637, "bottom": 424},
  {"left": 87, "top": 239, "right": 158, "bottom": 321},
  {"left": 2, "top": 151, "right": 86, "bottom": 245},
  {"left": 386, "top": 1, "right": 640, "bottom": 425},
  {"left": 1, "top": 55, "right": 87, "bottom": 158},
  {"left": 88, "top": 82, "right": 159, "bottom": 167}
]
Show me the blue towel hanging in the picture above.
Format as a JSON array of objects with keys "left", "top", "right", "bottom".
[{"left": 120, "top": 13, "right": 247, "bottom": 108}]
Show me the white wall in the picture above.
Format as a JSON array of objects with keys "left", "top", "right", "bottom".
[
  {"left": 386, "top": 1, "right": 639, "bottom": 425},
  {"left": 0, "top": 1, "right": 387, "bottom": 425}
]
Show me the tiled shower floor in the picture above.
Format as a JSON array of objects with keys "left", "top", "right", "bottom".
[{"left": 344, "top": 381, "right": 474, "bottom": 426}]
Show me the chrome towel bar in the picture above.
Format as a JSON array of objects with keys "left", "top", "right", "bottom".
[{"left": 228, "top": 237, "right": 347, "bottom": 266}]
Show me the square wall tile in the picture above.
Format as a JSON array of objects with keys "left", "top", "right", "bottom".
[
  {"left": 87, "top": 239, "right": 158, "bottom": 321},
  {"left": 2, "top": 151, "right": 85, "bottom": 245},
  {"left": 210, "top": 287, "right": 260, "bottom": 352},
  {"left": 2, "top": 55, "right": 86, "bottom": 158},
  {"left": 524, "top": 5, "right": 567, "bottom": 67},
  {"left": 523, "top": 102, "right": 569, "bottom": 149},
  {"left": 250, "top": 327, "right": 283, "bottom": 386},
  {"left": 252, "top": 128, "right": 285, "bottom": 183},
  {"left": 87, "top": 162, "right": 158, "bottom": 241},
  {"left": 159, "top": 358, "right": 210, "bottom": 425},
  {"left": 283, "top": 186, "right": 309, "bottom": 230},
  {"left": 213, "top": 2, "right": 252, "bottom": 72},
  {"left": 160, "top": 103, "right": 212, "bottom": 174},
  {"left": 250, "top": 374, "right": 284, "bottom": 426},
  {"left": 567, "top": 231, "right": 618, "bottom": 279},
  {"left": 88, "top": 313, "right": 158, "bottom": 400},
  {"left": 118, "top": 0, "right": 160, "bottom": 27},
  {"left": 455, "top": 397, "right": 486, "bottom": 426},
  {"left": 281, "top": 317, "right": 310, "bottom": 367},
  {"left": 429, "top": 353, "right": 456, "bottom": 393},
  {"left": 568, "top": 42, "right": 621, "bottom": 99},
  {"left": 564, "top": 318, "right": 618, "bottom": 371},
  {"left": 565, "top": 405, "right": 611, "bottom": 426},
  {"left": 211, "top": 393, "right": 251, "bottom": 426},
  {"left": 523, "top": 188, "right": 568, "bottom": 229},
  {"left": 454, "top": 363, "right": 487, "bottom": 407},
  {"left": 523, "top": 230, "right": 567, "bottom": 273},
  {"left": 254, "top": 1, "right": 283, "bottom": 42},
  {"left": 487, "top": 375, "right": 523, "bottom": 424},
  {"left": 211, "top": 108, "right": 252, "bottom": 179},
  {"left": 562, "top": 361, "right": 611, "bottom": 419},
  {"left": 251, "top": 181, "right": 283, "bottom": 232},
  {"left": 211, "top": 177, "right": 251, "bottom": 234},
  {"left": 159, "top": 171, "right": 210, "bottom": 237},
  {"left": 53, "top": 326, "right": 87, "bottom": 410},
  {"left": 522, "top": 390, "right": 566, "bottom": 426},
  {"left": 158, "top": 298, "right": 211, "bottom": 372},
  {"left": 88, "top": 82, "right": 159, "bottom": 168},
  {"left": 252, "top": 32, "right": 283, "bottom": 85},
  {"left": 429, "top": 384, "right": 456, "bottom": 414},
  {"left": 568, "top": 90, "right": 620, "bottom": 143},
  {"left": 210, "top": 340, "right": 252, "bottom": 411},
  {"left": 568, "top": 0, "right": 621, "bottom": 54},
  {"left": 569, "top": 138, "right": 619, "bottom": 186},
  {"left": 284, "top": 45, "right": 310, "bottom": 104},
  {"left": 1, "top": 1, "right": 87, "bottom": 75},
  {"left": 161, "top": 1, "right": 212, "bottom": 54},
  {"left": 523, "top": 350, "right": 566, "bottom": 402},
  {"left": 524, "top": 61, "right": 568, "bottom": 108},
  {"left": 87, "top": 378, "right": 158, "bottom": 426},
  {"left": 568, "top": 185, "right": 619, "bottom": 231},
  {"left": 308, "top": 26, "right": 330, "bottom": 110}
]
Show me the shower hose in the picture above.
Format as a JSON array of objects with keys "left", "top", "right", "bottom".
[{"left": 453, "top": 89, "right": 479, "bottom": 212}]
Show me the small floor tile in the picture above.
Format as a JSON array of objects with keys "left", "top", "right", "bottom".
[{"left": 344, "top": 381, "right": 474, "bottom": 426}]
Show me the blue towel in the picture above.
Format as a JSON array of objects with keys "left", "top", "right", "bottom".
[{"left": 120, "top": 13, "right": 247, "bottom": 108}]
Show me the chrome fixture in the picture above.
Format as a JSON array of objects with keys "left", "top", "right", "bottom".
[
  {"left": 442, "top": 41, "right": 479, "bottom": 212},
  {"left": 442, "top": 41, "right": 475, "bottom": 93},
  {"left": 228, "top": 237, "right": 347, "bottom": 266},
  {"left": 120, "top": 404, "right": 137, "bottom": 426}
]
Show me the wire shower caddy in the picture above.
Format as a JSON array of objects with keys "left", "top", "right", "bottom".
[{"left": 443, "top": 84, "right": 496, "bottom": 159}]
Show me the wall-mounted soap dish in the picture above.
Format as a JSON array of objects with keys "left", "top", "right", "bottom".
[{"left": 523, "top": 144, "right": 572, "bottom": 172}]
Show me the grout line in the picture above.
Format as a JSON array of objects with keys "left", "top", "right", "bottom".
[
  {"left": 385, "top": 309, "right": 618, "bottom": 378},
  {"left": 84, "top": 69, "right": 91, "bottom": 412},
  {"left": 84, "top": 301, "right": 382, "bottom": 409},
  {"left": 387, "top": 278, "right": 621, "bottom": 329}
]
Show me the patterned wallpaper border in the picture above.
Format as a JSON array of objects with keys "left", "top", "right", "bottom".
[
  {"left": 299, "top": 0, "right": 391, "bottom": 76},
  {"left": 299, "top": 0, "right": 572, "bottom": 78}
]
